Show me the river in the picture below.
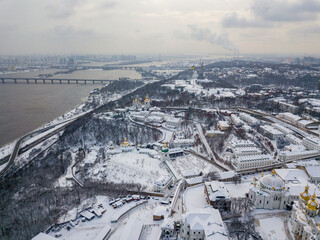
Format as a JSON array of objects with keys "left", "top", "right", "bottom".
[{"left": 0, "top": 69, "right": 141, "bottom": 146}]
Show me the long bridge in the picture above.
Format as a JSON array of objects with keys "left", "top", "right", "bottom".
[{"left": 0, "top": 77, "right": 113, "bottom": 85}]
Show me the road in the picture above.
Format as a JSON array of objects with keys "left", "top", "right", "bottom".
[
  {"left": 0, "top": 120, "right": 76, "bottom": 178},
  {"left": 195, "top": 123, "right": 230, "bottom": 171},
  {"left": 0, "top": 82, "right": 149, "bottom": 180}
]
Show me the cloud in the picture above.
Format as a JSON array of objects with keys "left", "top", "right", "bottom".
[
  {"left": 222, "top": 0, "right": 320, "bottom": 28},
  {"left": 100, "top": 1, "right": 117, "bottom": 9},
  {"left": 288, "top": 24, "right": 320, "bottom": 37},
  {"left": 222, "top": 13, "right": 272, "bottom": 28},
  {"left": 47, "top": 0, "right": 80, "bottom": 19},
  {"left": 174, "top": 25, "right": 237, "bottom": 51},
  {"left": 252, "top": 0, "right": 320, "bottom": 22},
  {"left": 54, "top": 25, "right": 94, "bottom": 36}
]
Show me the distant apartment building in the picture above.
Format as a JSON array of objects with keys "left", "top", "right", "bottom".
[
  {"left": 231, "top": 114, "right": 244, "bottom": 127},
  {"left": 278, "top": 149, "right": 319, "bottom": 162},
  {"left": 239, "top": 113, "right": 260, "bottom": 126},
  {"left": 278, "top": 102, "right": 299, "bottom": 114},
  {"left": 277, "top": 112, "right": 302, "bottom": 124},
  {"left": 259, "top": 125, "right": 285, "bottom": 140},
  {"left": 272, "top": 123, "right": 292, "bottom": 135},
  {"left": 217, "top": 121, "right": 230, "bottom": 131},
  {"left": 302, "top": 136, "right": 320, "bottom": 151}
]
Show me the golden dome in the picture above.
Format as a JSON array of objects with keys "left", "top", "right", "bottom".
[
  {"left": 163, "top": 141, "right": 167, "bottom": 148},
  {"left": 261, "top": 172, "right": 264, "bottom": 177},
  {"left": 300, "top": 185, "right": 311, "bottom": 202},
  {"left": 121, "top": 137, "right": 129, "bottom": 147},
  {"left": 271, "top": 169, "right": 276, "bottom": 175},
  {"left": 307, "top": 193, "right": 318, "bottom": 211},
  {"left": 145, "top": 94, "right": 150, "bottom": 102}
]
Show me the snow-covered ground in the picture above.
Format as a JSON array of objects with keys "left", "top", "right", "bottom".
[
  {"left": 20, "top": 120, "right": 72, "bottom": 148},
  {"left": 88, "top": 151, "right": 170, "bottom": 190},
  {"left": 253, "top": 210, "right": 289, "bottom": 240},
  {"left": 172, "top": 154, "right": 222, "bottom": 178},
  {"left": 48, "top": 195, "right": 163, "bottom": 240},
  {"left": 11, "top": 134, "right": 60, "bottom": 173},
  {"left": 109, "top": 202, "right": 162, "bottom": 240},
  {"left": 183, "top": 184, "right": 208, "bottom": 211},
  {"left": 0, "top": 141, "right": 15, "bottom": 159}
]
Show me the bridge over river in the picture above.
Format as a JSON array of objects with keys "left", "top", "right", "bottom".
[{"left": 0, "top": 77, "right": 113, "bottom": 85}]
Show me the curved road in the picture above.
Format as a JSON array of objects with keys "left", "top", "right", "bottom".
[{"left": 0, "top": 120, "right": 76, "bottom": 178}]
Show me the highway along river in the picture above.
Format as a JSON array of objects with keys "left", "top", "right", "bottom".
[{"left": 0, "top": 69, "right": 142, "bottom": 146}]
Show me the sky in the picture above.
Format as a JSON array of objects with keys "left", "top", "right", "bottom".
[{"left": 0, "top": 0, "right": 320, "bottom": 56}]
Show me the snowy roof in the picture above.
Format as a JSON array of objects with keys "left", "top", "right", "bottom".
[
  {"left": 32, "top": 233, "right": 57, "bottom": 240},
  {"left": 272, "top": 123, "right": 292, "bottom": 134},
  {"left": 186, "top": 176, "right": 203, "bottom": 185},
  {"left": 305, "top": 166, "right": 320, "bottom": 178},
  {"left": 153, "top": 205, "right": 169, "bottom": 217},
  {"left": 298, "top": 119, "right": 314, "bottom": 126},
  {"left": 218, "top": 171, "right": 236, "bottom": 180},
  {"left": 169, "top": 148, "right": 184, "bottom": 154},
  {"left": 286, "top": 159, "right": 320, "bottom": 168},
  {"left": 166, "top": 117, "right": 182, "bottom": 124},
  {"left": 235, "top": 154, "right": 272, "bottom": 163},
  {"left": 80, "top": 210, "right": 95, "bottom": 220},
  {"left": 173, "top": 139, "right": 194, "bottom": 144},
  {"left": 206, "top": 130, "right": 224, "bottom": 135},
  {"left": 182, "top": 208, "right": 228, "bottom": 240},
  {"left": 161, "top": 217, "right": 174, "bottom": 229},
  {"left": 304, "top": 136, "right": 320, "bottom": 146},
  {"left": 278, "top": 112, "right": 302, "bottom": 121},
  {"left": 279, "top": 149, "right": 318, "bottom": 157},
  {"left": 181, "top": 169, "right": 198, "bottom": 177},
  {"left": 275, "top": 169, "right": 309, "bottom": 183},
  {"left": 218, "top": 121, "right": 230, "bottom": 128},
  {"left": 260, "top": 125, "right": 284, "bottom": 135},
  {"left": 229, "top": 139, "right": 255, "bottom": 148},
  {"left": 205, "top": 181, "right": 230, "bottom": 201},
  {"left": 233, "top": 147, "right": 262, "bottom": 154}
]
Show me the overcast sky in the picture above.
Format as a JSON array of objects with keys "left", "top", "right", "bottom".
[{"left": 0, "top": 0, "right": 320, "bottom": 56}]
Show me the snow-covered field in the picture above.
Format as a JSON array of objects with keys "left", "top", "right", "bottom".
[
  {"left": 88, "top": 151, "right": 170, "bottom": 190},
  {"left": 183, "top": 184, "right": 207, "bottom": 211},
  {"left": 172, "top": 154, "right": 221, "bottom": 177},
  {"left": 254, "top": 210, "right": 289, "bottom": 240}
]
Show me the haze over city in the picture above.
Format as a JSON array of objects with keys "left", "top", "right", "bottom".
[
  {"left": 1, "top": 0, "right": 320, "bottom": 55},
  {"left": 2, "top": 0, "right": 320, "bottom": 240}
]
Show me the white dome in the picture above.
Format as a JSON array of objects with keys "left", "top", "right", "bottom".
[{"left": 259, "top": 173, "right": 285, "bottom": 191}]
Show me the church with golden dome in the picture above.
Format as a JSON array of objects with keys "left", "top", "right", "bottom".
[
  {"left": 290, "top": 185, "right": 320, "bottom": 239},
  {"left": 248, "top": 169, "right": 299, "bottom": 210},
  {"left": 132, "top": 94, "right": 151, "bottom": 111}
]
